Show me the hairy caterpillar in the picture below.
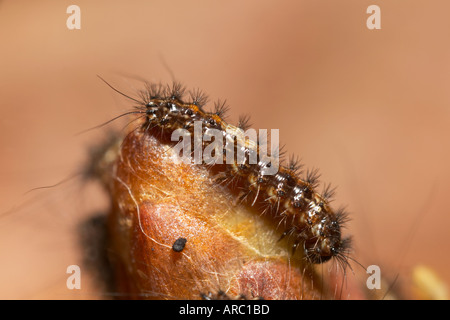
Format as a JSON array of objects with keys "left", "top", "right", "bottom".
[
  {"left": 99, "top": 77, "right": 352, "bottom": 268},
  {"left": 2, "top": 0, "right": 448, "bottom": 300}
]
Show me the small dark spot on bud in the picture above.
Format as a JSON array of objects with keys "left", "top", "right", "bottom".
[{"left": 172, "top": 237, "right": 187, "bottom": 252}]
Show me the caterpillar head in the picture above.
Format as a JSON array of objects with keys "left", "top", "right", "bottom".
[{"left": 303, "top": 210, "right": 352, "bottom": 265}]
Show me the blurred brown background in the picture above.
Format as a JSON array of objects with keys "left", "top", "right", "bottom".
[{"left": 1, "top": 0, "right": 449, "bottom": 299}]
